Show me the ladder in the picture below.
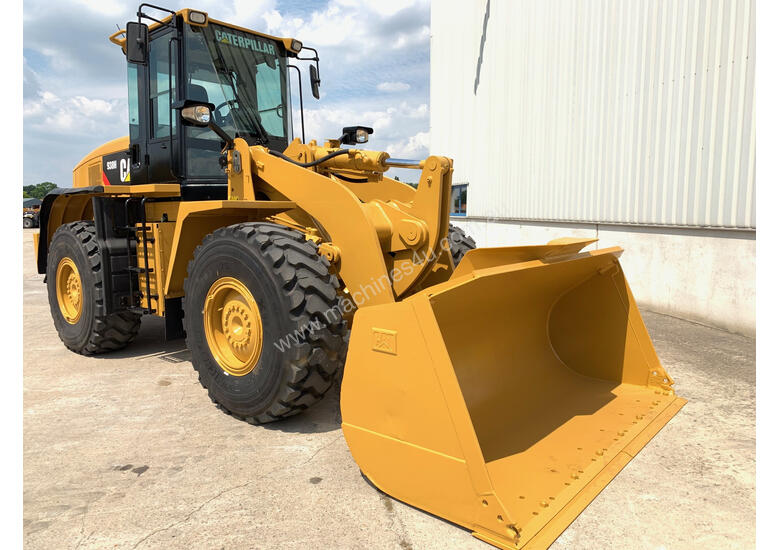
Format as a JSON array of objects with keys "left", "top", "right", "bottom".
[{"left": 122, "top": 198, "right": 157, "bottom": 315}]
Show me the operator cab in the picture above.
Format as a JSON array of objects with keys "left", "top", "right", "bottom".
[{"left": 118, "top": 6, "right": 315, "bottom": 200}]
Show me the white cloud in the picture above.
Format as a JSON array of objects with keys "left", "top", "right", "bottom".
[
  {"left": 23, "top": 58, "right": 41, "bottom": 99},
  {"left": 407, "top": 103, "right": 429, "bottom": 118},
  {"left": 386, "top": 130, "right": 430, "bottom": 159},
  {"left": 261, "top": 10, "right": 284, "bottom": 30},
  {"left": 24, "top": 89, "right": 124, "bottom": 135},
  {"left": 302, "top": 102, "right": 427, "bottom": 139},
  {"left": 228, "top": 0, "right": 277, "bottom": 25},
  {"left": 377, "top": 81, "right": 411, "bottom": 92},
  {"left": 336, "top": 0, "right": 421, "bottom": 17},
  {"left": 260, "top": 0, "right": 430, "bottom": 61},
  {"left": 392, "top": 24, "right": 431, "bottom": 49},
  {"left": 61, "top": 0, "right": 126, "bottom": 17}
]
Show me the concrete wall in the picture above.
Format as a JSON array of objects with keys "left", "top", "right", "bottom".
[{"left": 452, "top": 217, "right": 755, "bottom": 335}]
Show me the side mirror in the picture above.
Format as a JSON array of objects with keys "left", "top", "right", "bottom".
[
  {"left": 126, "top": 22, "right": 149, "bottom": 64},
  {"left": 176, "top": 102, "right": 234, "bottom": 148},
  {"left": 309, "top": 64, "right": 320, "bottom": 100},
  {"left": 181, "top": 105, "right": 212, "bottom": 127}
]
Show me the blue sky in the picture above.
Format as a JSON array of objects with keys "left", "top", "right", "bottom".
[{"left": 23, "top": 0, "right": 431, "bottom": 187}]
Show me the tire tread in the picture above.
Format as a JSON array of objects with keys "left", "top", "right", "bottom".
[
  {"left": 447, "top": 223, "right": 477, "bottom": 267},
  {"left": 51, "top": 221, "right": 141, "bottom": 355},
  {"left": 183, "top": 222, "right": 347, "bottom": 424}
]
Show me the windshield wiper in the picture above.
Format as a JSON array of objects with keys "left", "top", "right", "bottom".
[
  {"left": 212, "top": 48, "right": 270, "bottom": 146},
  {"left": 221, "top": 71, "right": 270, "bottom": 145}
]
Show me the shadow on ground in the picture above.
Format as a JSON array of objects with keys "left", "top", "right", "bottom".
[{"left": 94, "top": 315, "right": 342, "bottom": 435}]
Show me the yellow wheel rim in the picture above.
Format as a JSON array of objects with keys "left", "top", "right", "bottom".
[
  {"left": 203, "top": 277, "right": 263, "bottom": 377},
  {"left": 55, "top": 257, "right": 83, "bottom": 324}
]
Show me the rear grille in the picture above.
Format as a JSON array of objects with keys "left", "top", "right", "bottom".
[{"left": 88, "top": 164, "right": 101, "bottom": 186}]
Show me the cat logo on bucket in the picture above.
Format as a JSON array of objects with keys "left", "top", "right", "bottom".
[{"left": 371, "top": 328, "right": 397, "bottom": 355}]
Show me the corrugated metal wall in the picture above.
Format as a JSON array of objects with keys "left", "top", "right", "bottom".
[{"left": 431, "top": 0, "right": 755, "bottom": 228}]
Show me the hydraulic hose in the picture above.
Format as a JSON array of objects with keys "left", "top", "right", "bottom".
[{"left": 268, "top": 148, "right": 350, "bottom": 168}]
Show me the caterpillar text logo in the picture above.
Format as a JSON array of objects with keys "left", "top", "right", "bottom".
[{"left": 214, "top": 29, "right": 276, "bottom": 55}]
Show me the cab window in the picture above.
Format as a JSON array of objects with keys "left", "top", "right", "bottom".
[
  {"left": 256, "top": 63, "right": 284, "bottom": 137},
  {"left": 127, "top": 64, "right": 140, "bottom": 141},
  {"left": 149, "top": 36, "right": 176, "bottom": 139}
]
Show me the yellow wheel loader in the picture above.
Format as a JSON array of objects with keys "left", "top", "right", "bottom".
[{"left": 34, "top": 6, "right": 685, "bottom": 548}]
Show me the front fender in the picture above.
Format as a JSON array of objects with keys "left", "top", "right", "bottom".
[{"left": 36, "top": 186, "right": 101, "bottom": 273}]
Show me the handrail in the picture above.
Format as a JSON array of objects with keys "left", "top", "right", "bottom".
[
  {"left": 287, "top": 64, "right": 306, "bottom": 143},
  {"left": 109, "top": 29, "right": 126, "bottom": 47}
]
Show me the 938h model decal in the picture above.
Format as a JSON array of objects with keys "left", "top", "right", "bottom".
[{"left": 102, "top": 150, "right": 132, "bottom": 185}]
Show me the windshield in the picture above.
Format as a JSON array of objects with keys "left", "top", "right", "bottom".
[{"left": 185, "top": 23, "right": 289, "bottom": 147}]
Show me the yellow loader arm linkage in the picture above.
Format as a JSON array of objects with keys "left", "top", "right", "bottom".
[{"left": 230, "top": 138, "right": 455, "bottom": 305}]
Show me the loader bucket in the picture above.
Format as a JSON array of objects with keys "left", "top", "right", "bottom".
[{"left": 340, "top": 239, "right": 685, "bottom": 549}]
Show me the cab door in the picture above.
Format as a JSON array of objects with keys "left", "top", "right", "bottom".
[
  {"left": 146, "top": 29, "right": 178, "bottom": 183},
  {"left": 127, "top": 59, "right": 148, "bottom": 184}
]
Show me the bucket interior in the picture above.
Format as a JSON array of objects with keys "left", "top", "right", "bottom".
[{"left": 430, "top": 252, "right": 670, "bottom": 526}]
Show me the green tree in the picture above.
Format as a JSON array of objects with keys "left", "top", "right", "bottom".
[{"left": 23, "top": 182, "right": 57, "bottom": 199}]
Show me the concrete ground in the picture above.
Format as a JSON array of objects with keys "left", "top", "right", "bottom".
[{"left": 23, "top": 229, "right": 755, "bottom": 549}]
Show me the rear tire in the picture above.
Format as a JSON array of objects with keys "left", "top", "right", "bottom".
[
  {"left": 23, "top": 217, "right": 33, "bottom": 228},
  {"left": 183, "top": 222, "right": 347, "bottom": 424},
  {"left": 46, "top": 221, "right": 141, "bottom": 354},
  {"left": 447, "top": 223, "right": 477, "bottom": 267}
]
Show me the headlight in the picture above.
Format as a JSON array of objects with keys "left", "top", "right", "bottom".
[
  {"left": 290, "top": 39, "right": 303, "bottom": 53},
  {"left": 339, "top": 126, "right": 374, "bottom": 145},
  {"left": 355, "top": 128, "right": 369, "bottom": 143}
]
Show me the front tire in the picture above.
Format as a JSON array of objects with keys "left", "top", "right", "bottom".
[
  {"left": 447, "top": 223, "right": 477, "bottom": 267},
  {"left": 183, "top": 222, "right": 347, "bottom": 424},
  {"left": 46, "top": 221, "right": 141, "bottom": 354},
  {"left": 23, "top": 217, "right": 33, "bottom": 228}
]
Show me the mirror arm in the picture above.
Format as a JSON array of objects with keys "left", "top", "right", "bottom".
[
  {"left": 299, "top": 46, "right": 321, "bottom": 101},
  {"left": 208, "top": 121, "right": 235, "bottom": 150},
  {"left": 298, "top": 46, "right": 320, "bottom": 77}
]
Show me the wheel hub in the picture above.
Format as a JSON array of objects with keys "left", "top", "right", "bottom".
[
  {"left": 55, "top": 257, "right": 83, "bottom": 324},
  {"left": 203, "top": 277, "right": 263, "bottom": 376},
  {"left": 222, "top": 301, "right": 253, "bottom": 349}
]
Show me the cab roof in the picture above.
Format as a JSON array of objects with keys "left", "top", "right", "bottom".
[{"left": 108, "top": 8, "right": 302, "bottom": 56}]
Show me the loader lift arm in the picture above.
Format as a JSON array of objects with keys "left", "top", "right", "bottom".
[{"left": 222, "top": 136, "right": 456, "bottom": 306}]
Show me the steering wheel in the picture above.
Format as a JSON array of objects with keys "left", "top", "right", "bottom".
[{"left": 214, "top": 99, "right": 239, "bottom": 126}]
